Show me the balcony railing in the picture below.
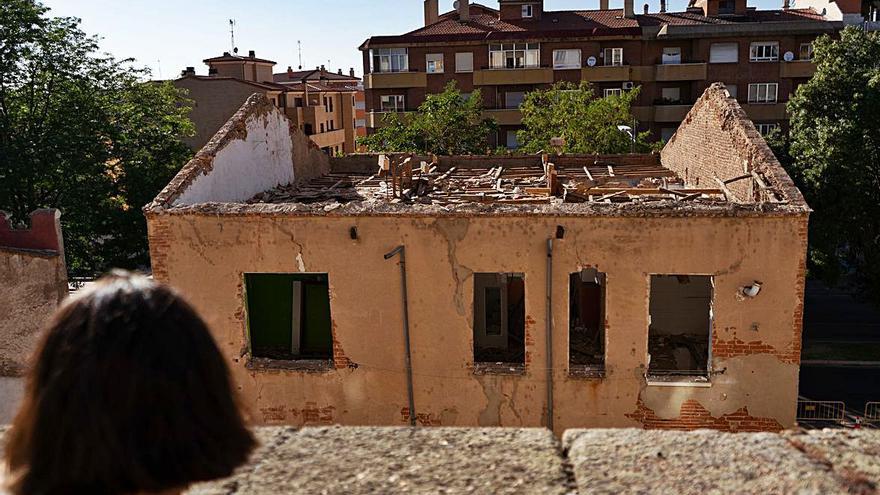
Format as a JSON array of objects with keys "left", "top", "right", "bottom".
[
  {"left": 473, "top": 67, "right": 553, "bottom": 86},
  {"left": 482, "top": 108, "right": 523, "bottom": 125},
  {"left": 364, "top": 71, "right": 427, "bottom": 90},
  {"left": 581, "top": 65, "right": 631, "bottom": 82},
  {"left": 779, "top": 60, "right": 817, "bottom": 78},
  {"left": 655, "top": 63, "right": 707, "bottom": 81}
]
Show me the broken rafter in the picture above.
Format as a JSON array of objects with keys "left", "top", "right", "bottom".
[
  {"left": 723, "top": 173, "right": 753, "bottom": 185},
  {"left": 713, "top": 176, "right": 739, "bottom": 202}
]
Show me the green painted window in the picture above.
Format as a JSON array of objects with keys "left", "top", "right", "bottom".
[{"left": 245, "top": 273, "right": 333, "bottom": 361}]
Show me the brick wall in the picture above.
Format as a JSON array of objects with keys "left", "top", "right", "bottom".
[
  {"left": 661, "top": 83, "right": 788, "bottom": 202},
  {"left": 0, "top": 209, "right": 67, "bottom": 378}
]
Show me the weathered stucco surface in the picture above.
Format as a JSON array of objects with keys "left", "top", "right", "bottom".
[{"left": 148, "top": 212, "right": 807, "bottom": 433}]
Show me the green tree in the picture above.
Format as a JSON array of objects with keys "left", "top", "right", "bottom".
[
  {"left": 358, "top": 81, "right": 496, "bottom": 154},
  {"left": 517, "top": 82, "right": 656, "bottom": 154},
  {"left": 0, "top": 0, "right": 193, "bottom": 277},
  {"left": 783, "top": 27, "right": 880, "bottom": 301}
]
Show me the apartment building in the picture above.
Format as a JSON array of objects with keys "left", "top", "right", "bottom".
[
  {"left": 275, "top": 66, "right": 368, "bottom": 140},
  {"left": 174, "top": 51, "right": 362, "bottom": 154},
  {"left": 360, "top": 0, "right": 859, "bottom": 147},
  {"left": 146, "top": 85, "right": 810, "bottom": 433}
]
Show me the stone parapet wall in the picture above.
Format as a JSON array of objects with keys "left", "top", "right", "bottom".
[{"left": 183, "top": 427, "right": 879, "bottom": 494}]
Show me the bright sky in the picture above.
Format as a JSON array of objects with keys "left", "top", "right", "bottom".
[{"left": 43, "top": 0, "right": 786, "bottom": 79}]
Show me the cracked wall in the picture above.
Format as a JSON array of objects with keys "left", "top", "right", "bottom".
[{"left": 147, "top": 209, "right": 808, "bottom": 433}]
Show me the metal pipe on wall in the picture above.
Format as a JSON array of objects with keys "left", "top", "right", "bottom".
[
  {"left": 385, "top": 245, "right": 417, "bottom": 426},
  {"left": 545, "top": 238, "right": 554, "bottom": 431}
]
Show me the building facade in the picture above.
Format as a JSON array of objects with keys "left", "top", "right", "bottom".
[
  {"left": 359, "top": 0, "right": 861, "bottom": 146},
  {"left": 174, "top": 51, "right": 364, "bottom": 154},
  {"left": 0, "top": 209, "right": 67, "bottom": 422},
  {"left": 146, "top": 85, "right": 810, "bottom": 433}
]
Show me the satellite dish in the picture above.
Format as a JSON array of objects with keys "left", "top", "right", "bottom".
[
  {"left": 587, "top": 56, "right": 597, "bottom": 67},
  {"left": 453, "top": 0, "right": 460, "bottom": 8},
  {"left": 783, "top": 51, "right": 795, "bottom": 62}
]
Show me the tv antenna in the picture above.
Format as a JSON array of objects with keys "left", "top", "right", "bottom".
[
  {"left": 298, "top": 40, "right": 303, "bottom": 70},
  {"left": 229, "top": 19, "right": 237, "bottom": 53}
]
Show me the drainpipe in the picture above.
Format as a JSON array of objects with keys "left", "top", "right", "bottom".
[
  {"left": 385, "top": 245, "right": 417, "bottom": 426},
  {"left": 545, "top": 238, "right": 554, "bottom": 431}
]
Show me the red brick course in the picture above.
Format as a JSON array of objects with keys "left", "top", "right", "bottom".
[{"left": 627, "top": 398, "right": 785, "bottom": 432}]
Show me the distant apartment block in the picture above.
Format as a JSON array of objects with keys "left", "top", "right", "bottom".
[
  {"left": 359, "top": 0, "right": 863, "bottom": 147},
  {"left": 174, "top": 51, "right": 365, "bottom": 154}
]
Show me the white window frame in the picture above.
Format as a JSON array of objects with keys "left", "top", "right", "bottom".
[
  {"left": 455, "top": 52, "right": 474, "bottom": 73},
  {"left": 489, "top": 43, "right": 540, "bottom": 69},
  {"left": 756, "top": 123, "right": 778, "bottom": 135},
  {"left": 553, "top": 49, "right": 582, "bottom": 70},
  {"left": 750, "top": 42, "right": 780, "bottom": 62},
  {"left": 522, "top": 4, "right": 534, "bottom": 17},
  {"left": 799, "top": 43, "right": 814, "bottom": 61},
  {"left": 604, "top": 88, "right": 623, "bottom": 97},
  {"left": 661, "top": 87, "right": 681, "bottom": 102},
  {"left": 380, "top": 94, "right": 405, "bottom": 112},
  {"left": 747, "top": 83, "right": 778, "bottom": 104},
  {"left": 709, "top": 43, "right": 739, "bottom": 64},
  {"left": 426, "top": 53, "right": 444, "bottom": 74},
  {"left": 662, "top": 47, "right": 682, "bottom": 65},
  {"left": 604, "top": 47, "right": 624, "bottom": 67},
  {"left": 371, "top": 48, "right": 408, "bottom": 73}
]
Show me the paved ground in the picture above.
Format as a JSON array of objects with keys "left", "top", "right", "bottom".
[{"left": 185, "top": 426, "right": 880, "bottom": 494}]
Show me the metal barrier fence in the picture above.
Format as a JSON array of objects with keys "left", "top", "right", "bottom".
[
  {"left": 796, "top": 401, "right": 846, "bottom": 421},
  {"left": 865, "top": 402, "right": 880, "bottom": 422}
]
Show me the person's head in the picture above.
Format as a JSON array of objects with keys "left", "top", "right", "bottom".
[{"left": 4, "top": 270, "right": 255, "bottom": 494}]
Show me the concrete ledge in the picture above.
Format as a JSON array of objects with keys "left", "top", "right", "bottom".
[
  {"left": 2, "top": 426, "right": 878, "bottom": 493},
  {"left": 188, "top": 427, "right": 573, "bottom": 494}
]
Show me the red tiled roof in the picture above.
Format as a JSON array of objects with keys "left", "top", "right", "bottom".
[
  {"left": 364, "top": 6, "right": 830, "bottom": 46},
  {"left": 203, "top": 54, "right": 277, "bottom": 64},
  {"left": 273, "top": 69, "right": 361, "bottom": 83}
]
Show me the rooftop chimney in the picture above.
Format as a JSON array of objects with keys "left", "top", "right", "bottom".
[
  {"left": 248, "top": 50, "right": 256, "bottom": 58},
  {"left": 181, "top": 67, "right": 196, "bottom": 77},
  {"left": 350, "top": 68, "right": 355, "bottom": 77},
  {"left": 425, "top": 0, "right": 439, "bottom": 25},
  {"left": 660, "top": 0, "right": 667, "bottom": 12},
  {"left": 458, "top": 0, "right": 470, "bottom": 22},
  {"left": 783, "top": 0, "right": 790, "bottom": 8},
  {"left": 320, "top": 64, "right": 326, "bottom": 72},
  {"left": 223, "top": 51, "right": 231, "bottom": 57},
  {"left": 599, "top": 0, "right": 609, "bottom": 9},
  {"left": 287, "top": 66, "right": 294, "bottom": 76},
  {"left": 624, "top": 0, "right": 635, "bottom": 17},
  {"left": 643, "top": 3, "right": 649, "bottom": 13}
]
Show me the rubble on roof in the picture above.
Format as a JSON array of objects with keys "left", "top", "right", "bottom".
[{"left": 248, "top": 154, "right": 742, "bottom": 208}]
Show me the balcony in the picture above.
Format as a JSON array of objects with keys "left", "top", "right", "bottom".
[
  {"left": 581, "top": 65, "right": 631, "bottom": 82},
  {"left": 309, "top": 129, "right": 346, "bottom": 149},
  {"left": 741, "top": 103, "right": 788, "bottom": 121},
  {"left": 483, "top": 108, "right": 523, "bottom": 126},
  {"left": 473, "top": 67, "right": 553, "bottom": 86},
  {"left": 364, "top": 71, "right": 427, "bottom": 90},
  {"left": 779, "top": 61, "right": 817, "bottom": 79},
  {"left": 653, "top": 104, "right": 693, "bottom": 122},
  {"left": 367, "top": 111, "right": 413, "bottom": 128},
  {"left": 655, "top": 63, "right": 707, "bottom": 82}
]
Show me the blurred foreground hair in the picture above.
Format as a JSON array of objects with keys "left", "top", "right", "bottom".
[{"left": 4, "top": 270, "right": 255, "bottom": 494}]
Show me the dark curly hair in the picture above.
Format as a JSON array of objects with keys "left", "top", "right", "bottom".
[{"left": 4, "top": 271, "right": 255, "bottom": 494}]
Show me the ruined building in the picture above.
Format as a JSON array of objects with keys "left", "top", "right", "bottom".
[
  {"left": 0, "top": 209, "right": 67, "bottom": 422},
  {"left": 145, "top": 84, "right": 809, "bottom": 433}
]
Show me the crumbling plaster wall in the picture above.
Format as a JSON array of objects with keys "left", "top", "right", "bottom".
[
  {"left": 147, "top": 210, "right": 808, "bottom": 434},
  {"left": 150, "top": 94, "right": 330, "bottom": 210}
]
